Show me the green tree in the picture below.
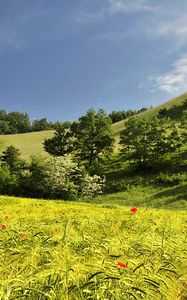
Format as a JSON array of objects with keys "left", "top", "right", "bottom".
[
  {"left": 32, "top": 118, "right": 52, "bottom": 131},
  {"left": 0, "top": 145, "right": 25, "bottom": 172},
  {"left": 43, "top": 122, "right": 73, "bottom": 156},
  {"left": 120, "top": 117, "right": 182, "bottom": 168},
  {"left": 7, "top": 112, "right": 31, "bottom": 133},
  {"left": 71, "top": 108, "right": 114, "bottom": 166}
]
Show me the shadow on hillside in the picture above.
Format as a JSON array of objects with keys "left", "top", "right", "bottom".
[
  {"left": 153, "top": 184, "right": 187, "bottom": 201},
  {"left": 159, "top": 99, "right": 187, "bottom": 119}
]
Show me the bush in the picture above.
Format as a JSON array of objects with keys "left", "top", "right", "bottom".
[
  {"left": 0, "top": 166, "right": 19, "bottom": 195},
  {"left": 81, "top": 174, "right": 106, "bottom": 196},
  {"left": 43, "top": 155, "right": 105, "bottom": 199}
]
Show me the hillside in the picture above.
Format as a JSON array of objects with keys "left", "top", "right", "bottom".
[
  {"left": 0, "top": 92, "right": 187, "bottom": 159},
  {"left": 112, "top": 91, "right": 187, "bottom": 136},
  {"left": 0, "top": 130, "right": 54, "bottom": 160}
]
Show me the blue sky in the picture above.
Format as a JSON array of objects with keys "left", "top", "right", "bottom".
[{"left": 0, "top": 0, "right": 187, "bottom": 121}]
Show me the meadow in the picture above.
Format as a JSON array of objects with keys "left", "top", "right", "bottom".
[{"left": 0, "top": 195, "right": 186, "bottom": 299}]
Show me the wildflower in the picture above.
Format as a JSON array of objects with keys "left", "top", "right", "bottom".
[
  {"left": 145, "top": 208, "right": 148, "bottom": 211},
  {"left": 153, "top": 221, "right": 156, "bottom": 225},
  {"left": 131, "top": 207, "right": 137, "bottom": 214},
  {"left": 2, "top": 224, "right": 6, "bottom": 231},
  {"left": 117, "top": 262, "right": 128, "bottom": 268}
]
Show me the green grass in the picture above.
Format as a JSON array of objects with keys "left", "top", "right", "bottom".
[
  {"left": 0, "top": 130, "right": 54, "bottom": 160},
  {"left": 0, "top": 195, "right": 186, "bottom": 299}
]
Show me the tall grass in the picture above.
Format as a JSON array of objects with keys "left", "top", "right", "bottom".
[{"left": 0, "top": 196, "right": 186, "bottom": 299}]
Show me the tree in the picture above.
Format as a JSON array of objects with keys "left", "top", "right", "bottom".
[
  {"left": 7, "top": 112, "right": 31, "bottom": 133},
  {"left": 43, "top": 122, "right": 73, "bottom": 156},
  {"left": 71, "top": 108, "right": 114, "bottom": 166},
  {"left": 0, "top": 145, "right": 25, "bottom": 172},
  {"left": 120, "top": 117, "right": 182, "bottom": 168},
  {"left": 32, "top": 118, "right": 52, "bottom": 131}
]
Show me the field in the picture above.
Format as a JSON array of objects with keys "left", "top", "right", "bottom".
[{"left": 0, "top": 195, "right": 186, "bottom": 299}]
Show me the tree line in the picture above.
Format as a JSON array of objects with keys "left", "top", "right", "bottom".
[
  {"left": 0, "top": 106, "right": 149, "bottom": 135},
  {"left": 0, "top": 109, "right": 59, "bottom": 134}
]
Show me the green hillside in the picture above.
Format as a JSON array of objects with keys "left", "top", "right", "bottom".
[
  {"left": 0, "top": 130, "right": 54, "bottom": 160},
  {"left": 112, "top": 91, "right": 187, "bottom": 136},
  {"left": 0, "top": 92, "right": 187, "bottom": 159}
]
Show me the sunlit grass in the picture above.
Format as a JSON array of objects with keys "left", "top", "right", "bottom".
[{"left": 0, "top": 195, "right": 186, "bottom": 299}]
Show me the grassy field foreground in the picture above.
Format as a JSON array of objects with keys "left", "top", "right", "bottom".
[{"left": 0, "top": 196, "right": 186, "bottom": 299}]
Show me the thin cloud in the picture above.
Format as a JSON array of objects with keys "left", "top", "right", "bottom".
[
  {"left": 76, "top": 0, "right": 154, "bottom": 23},
  {"left": 108, "top": 0, "right": 154, "bottom": 14},
  {"left": 75, "top": 9, "right": 106, "bottom": 23},
  {"left": 149, "top": 55, "right": 187, "bottom": 94}
]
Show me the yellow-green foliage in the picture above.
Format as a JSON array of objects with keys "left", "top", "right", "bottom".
[{"left": 0, "top": 196, "right": 186, "bottom": 299}]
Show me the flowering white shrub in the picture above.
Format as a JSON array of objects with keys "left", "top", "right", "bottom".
[
  {"left": 43, "top": 155, "right": 105, "bottom": 199},
  {"left": 81, "top": 174, "right": 106, "bottom": 196}
]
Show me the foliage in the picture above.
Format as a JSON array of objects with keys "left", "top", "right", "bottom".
[
  {"left": 0, "top": 166, "right": 19, "bottom": 194},
  {"left": 43, "top": 155, "right": 83, "bottom": 199},
  {"left": 43, "top": 122, "right": 73, "bottom": 156},
  {"left": 81, "top": 174, "right": 106, "bottom": 196},
  {"left": 43, "top": 155, "right": 105, "bottom": 199},
  {"left": 0, "top": 145, "right": 25, "bottom": 172},
  {"left": 71, "top": 108, "right": 114, "bottom": 166},
  {"left": 2, "top": 154, "right": 105, "bottom": 200},
  {"left": 120, "top": 117, "right": 182, "bottom": 168},
  {"left": 109, "top": 108, "right": 148, "bottom": 123},
  {"left": 32, "top": 118, "right": 52, "bottom": 131}
]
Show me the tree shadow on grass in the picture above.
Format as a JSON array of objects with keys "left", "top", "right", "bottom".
[{"left": 153, "top": 184, "right": 187, "bottom": 201}]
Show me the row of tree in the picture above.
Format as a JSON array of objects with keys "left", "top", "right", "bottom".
[
  {"left": 43, "top": 108, "right": 187, "bottom": 169},
  {"left": 0, "top": 109, "right": 55, "bottom": 134},
  {"left": 109, "top": 107, "right": 148, "bottom": 123},
  {"left": 0, "top": 106, "right": 149, "bottom": 135}
]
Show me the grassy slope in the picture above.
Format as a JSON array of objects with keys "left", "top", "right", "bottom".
[
  {"left": 0, "top": 195, "right": 186, "bottom": 299},
  {"left": 0, "top": 130, "right": 54, "bottom": 160},
  {"left": 0, "top": 92, "right": 186, "bottom": 159},
  {"left": 112, "top": 91, "right": 187, "bottom": 136}
]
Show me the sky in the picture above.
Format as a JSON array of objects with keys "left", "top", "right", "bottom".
[{"left": 0, "top": 0, "right": 187, "bottom": 122}]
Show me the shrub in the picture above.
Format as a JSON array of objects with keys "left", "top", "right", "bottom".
[
  {"left": 81, "top": 174, "right": 105, "bottom": 196},
  {"left": 42, "top": 155, "right": 105, "bottom": 199}
]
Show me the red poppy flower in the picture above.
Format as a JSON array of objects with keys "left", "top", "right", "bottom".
[
  {"left": 131, "top": 207, "right": 137, "bottom": 214},
  {"left": 117, "top": 262, "right": 128, "bottom": 268},
  {"left": 2, "top": 224, "right": 6, "bottom": 231}
]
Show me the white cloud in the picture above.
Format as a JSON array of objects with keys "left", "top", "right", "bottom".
[
  {"left": 76, "top": 0, "right": 154, "bottom": 23},
  {"left": 108, "top": 0, "right": 154, "bottom": 14},
  {"left": 150, "top": 55, "right": 187, "bottom": 94},
  {"left": 75, "top": 9, "right": 106, "bottom": 23}
]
